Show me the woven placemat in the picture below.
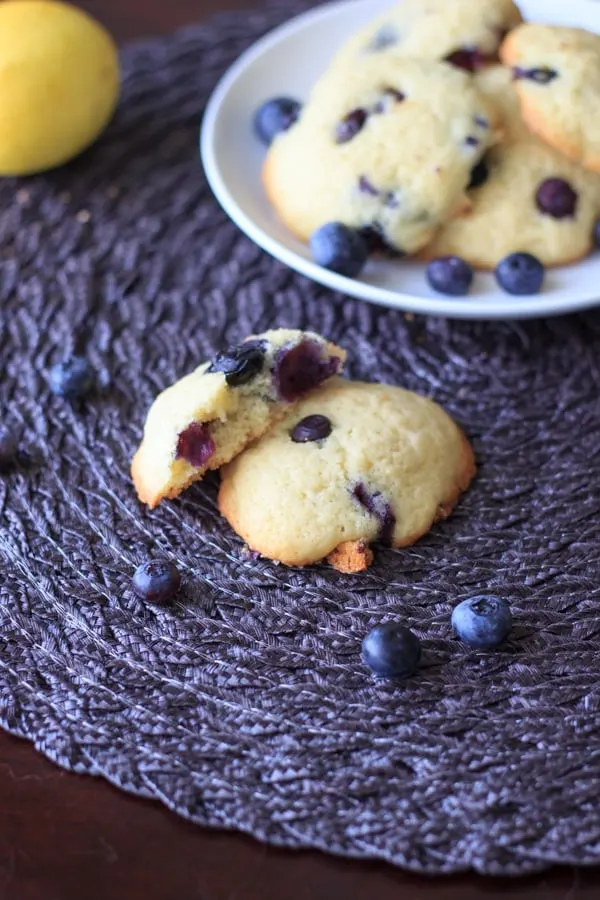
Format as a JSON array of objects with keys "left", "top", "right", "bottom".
[{"left": 2, "top": 2, "right": 600, "bottom": 876}]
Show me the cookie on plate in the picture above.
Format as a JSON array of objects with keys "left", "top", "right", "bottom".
[
  {"left": 331, "top": 0, "right": 523, "bottom": 73},
  {"left": 132, "top": 330, "right": 345, "bottom": 508},
  {"left": 422, "top": 66, "right": 600, "bottom": 268},
  {"left": 500, "top": 24, "right": 600, "bottom": 172},
  {"left": 263, "top": 56, "right": 499, "bottom": 255},
  {"left": 218, "top": 379, "right": 475, "bottom": 572}
]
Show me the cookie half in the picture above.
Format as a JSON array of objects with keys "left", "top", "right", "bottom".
[
  {"left": 132, "top": 330, "right": 346, "bottom": 508},
  {"left": 500, "top": 24, "right": 600, "bottom": 173},
  {"left": 332, "top": 0, "right": 523, "bottom": 72},
  {"left": 263, "top": 56, "right": 499, "bottom": 255},
  {"left": 218, "top": 379, "right": 475, "bottom": 572},
  {"left": 422, "top": 66, "right": 600, "bottom": 268}
]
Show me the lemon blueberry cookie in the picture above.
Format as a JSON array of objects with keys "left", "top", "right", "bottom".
[
  {"left": 132, "top": 330, "right": 345, "bottom": 508},
  {"left": 500, "top": 24, "right": 600, "bottom": 173},
  {"left": 218, "top": 379, "right": 475, "bottom": 573},
  {"left": 263, "top": 56, "right": 499, "bottom": 265},
  {"left": 331, "top": 0, "right": 523, "bottom": 73},
  {"left": 422, "top": 66, "right": 600, "bottom": 269}
]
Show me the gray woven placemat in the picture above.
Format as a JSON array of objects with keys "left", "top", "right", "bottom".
[{"left": 2, "top": 2, "right": 600, "bottom": 876}]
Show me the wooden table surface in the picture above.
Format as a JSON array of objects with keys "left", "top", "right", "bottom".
[{"left": 2, "top": 2, "right": 599, "bottom": 898}]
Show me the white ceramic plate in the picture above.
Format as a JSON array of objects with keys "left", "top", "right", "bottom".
[{"left": 201, "top": 0, "right": 600, "bottom": 320}]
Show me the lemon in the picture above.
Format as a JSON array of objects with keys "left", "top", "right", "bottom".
[{"left": 0, "top": 1, "right": 120, "bottom": 175}]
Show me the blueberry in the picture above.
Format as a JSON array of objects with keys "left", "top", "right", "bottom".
[
  {"left": 353, "top": 482, "right": 396, "bottom": 546},
  {"left": 368, "top": 24, "right": 399, "bottom": 52},
  {"left": 290, "top": 414, "right": 332, "bottom": 443},
  {"left": 594, "top": 219, "right": 600, "bottom": 248},
  {"left": 309, "top": 222, "right": 369, "bottom": 278},
  {"left": 426, "top": 256, "right": 474, "bottom": 297},
  {"left": 274, "top": 339, "right": 341, "bottom": 402},
  {"left": 445, "top": 48, "right": 487, "bottom": 73},
  {"left": 49, "top": 356, "right": 95, "bottom": 401},
  {"left": 0, "top": 425, "right": 19, "bottom": 470},
  {"left": 468, "top": 158, "right": 489, "bottom": 190},
  {"left": 513, "top": 66, "right": 558, "bottom": 84},
  {"left": 207, "top": 340, "right": 266, "bottom": 386},
  {"left": 362, "top": 622, "right": 421, "bottom": 679},
  {"left": 358, "top": 175, "right": 379, "bottom": 196},
  {"left": 253, "top": 97, "right": 301, "bottom": 146},
  {"left": 133, "top": 560, "right": 181, "bottom": 605},
  {"left": 495, "top": 252, "right": 545, "bottom": 295},
  {"left": 451, "top": 595, "right": 512, "bottom": 649},
  {"left": 176, "top": 422, "right": 215, "bottom": 467},
  {"left": 335, "top": 108, "right": 368, "bottom": 144},
  {"left": 536, "top": 178, "right": 577, "bottom": 219}
]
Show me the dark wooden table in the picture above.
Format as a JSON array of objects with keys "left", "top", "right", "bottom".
[{"left": 1, "top": 3, "right": 599, "bottom": 898}]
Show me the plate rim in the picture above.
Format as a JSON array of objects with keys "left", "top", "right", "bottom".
[{"left": 200, "top": 0, "right": 600, "bottom": 320}]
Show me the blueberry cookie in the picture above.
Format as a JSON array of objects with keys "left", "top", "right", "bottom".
[
  {"left": 422, "top": 67, "right": 600, "bottom": 268},
  {"left": 263, "top": 57, "right": 499, "bottom": 255},
  {"left": 332, "top": 0, "right": 523, "bottom": 73},
  {"left": 218, "top": 379, "right": 475, "bottom": 572},
  {"left": 500, "top": 25, "right": 600, "bottom": 173},
  {"left": 132, "top": 330, "right": 345, "bottom": 508}
]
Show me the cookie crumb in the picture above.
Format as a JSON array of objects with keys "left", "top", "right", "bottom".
[
  {"left": 16, "top": 189, "right": 30, "bottom": 204},
  {"left": 76, "top": 209, "right": 91, "bottom": 224},
  {"left": 328, "top": 540, "right": 374, "bottom": 574}
]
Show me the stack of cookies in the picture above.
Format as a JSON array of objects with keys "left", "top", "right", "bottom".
[
  {"left": 132, "top": 330, "right": 475, "bottom": 572},
  {"left": 255, "top": 0, "right": 600, "bottom": 294}
]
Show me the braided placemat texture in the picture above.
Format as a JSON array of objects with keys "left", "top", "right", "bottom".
[{"left": 2, "top": 1, "right": 600, "bottom": 876}]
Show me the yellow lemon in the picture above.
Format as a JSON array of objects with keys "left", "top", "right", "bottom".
[{"left": 0, "top": 0, "right": 120, "bottom": 175}]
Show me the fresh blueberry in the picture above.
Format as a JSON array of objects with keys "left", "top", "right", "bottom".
[
  {"left": 253, "top": 97, "right": 301, "bottom": 146},
  {"left": 49, "top": 356, "right": 95, "bottom": 401},
  {"left": 274, "top": 339, "right": 341, "bottom": 402},
  {"left": 445, "top": 48, "right": 487, "bottom": 72},
  {"left": 0, "top": 426, "right": 19, "bottom": 470},
  {"left": 362, "top": 622, "right": 421, "bottom": 679},
  {"left": 513, "top": 66, "right": 558, "bottom": 84},
  {"left": 495, "top": 252, "right": 545, "bottom": 295},
  {"left": 335, "top": 108, "right": 368, "bottom": 144},
  {"left": 536, "top": 178, "right": 578, "bottom": 219},
  {"left": 310, "top": 222, "right": 369, "bottom": 278},
  {"left": 451, "top": 595, "right": 512, "bottom": 649},
  {"left": 133, "top": 560, "right": 181, "bottom": 605},
  {"left": 468, "top": 158, "right": 489, "bottom": 190},
  {"left": 176, "top": 422, "right": 215, "bottom": 467},
  {"left": 426, "top": 256, "right": 474, "bottom": 297},
  {"left": 290, "top": 414, "right": 332, "bottom": 443},
  {"left": 207, "top": 340, "right": 266, "bottom": 386},
  {"left": 594, "top": 219, "right": 600, "bottom": 248}
]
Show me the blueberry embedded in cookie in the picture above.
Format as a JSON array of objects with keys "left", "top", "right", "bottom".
[
  {"left": 500, "top": 24, "right": 600, "bottom": 173},
  {"left": 218, "top": 379, "right": 475, "bottom": 572},
  {"left": 131, "top": 329, "right": 346, "bottom": 509}
]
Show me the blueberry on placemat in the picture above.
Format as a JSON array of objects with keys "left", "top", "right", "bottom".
[
  {"left": 0, "top": 425, "right": 19, "bottom": 470},
  {"left": 49, "top": 355, "right": 95, "bottom": 401},
  {"left": 426, "top": 256, "right": 474, "bottom": 297},
  {"left": 132, "top": 560, "right": 181, "bottom": 605},
  {"left": 253, "top": 97, "right": 301, "bottom": 146},
  {"left": 362, "top": 622, "right": 421, "bottom": 679},
  {"left": 451, "top": 595, "right": 512, "bottom": 649},
  {"left": 310, "top": 222, "right": 369, "bottom": 278},
  {"left": 495, "top": 252, "right": 545, "bottom": 295},
  {"left": 290, "top": 414, "right": 332, "bottom": 443}
]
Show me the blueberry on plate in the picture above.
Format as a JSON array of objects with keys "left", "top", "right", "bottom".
[
  {"left": 133, "top": 560, "right": 181, "bottom": 605},
  {"left": 0, "top": 425, "right": 19, "bottom": 470},
  {"left": 495, "top": 252, "right": 545, "bottom": 295},
  {"left": 426, "top": 256, "right": 474, "bottom": 297},
  {"left": 253, "top": 97, "right": 301, "bottom": 146},
  {"left": 309, "top": 222, "right": 369, "bottom": 278},
  {"left": 49, "top": 355, "right": 95, "bottom": 401},
  {"left": 361, "top": 622, "right": 421, "bottom": 679},
  {"left": 451, "top": 595, "right": 512, "bottom": 649}
]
